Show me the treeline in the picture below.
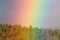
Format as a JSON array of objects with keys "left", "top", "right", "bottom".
[{"left": 0, "top": 24, "right": 60, "bottom": 40}]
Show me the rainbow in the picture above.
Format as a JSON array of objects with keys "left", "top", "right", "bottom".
[{"left": 8, "top": 0, "right": 59, "bottom": 28}]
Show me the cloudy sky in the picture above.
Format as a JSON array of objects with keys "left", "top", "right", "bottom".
[{"left": 0, "top": 0, "right": 60, "bottom": 28}]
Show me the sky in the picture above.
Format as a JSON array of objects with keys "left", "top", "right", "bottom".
[{"left": 0, "top": 0, "right": 60, "bottom": 28}]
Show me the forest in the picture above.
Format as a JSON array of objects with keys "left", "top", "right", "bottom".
[{"left": 0, "top": 24, "right": 60, "bottom": 40}]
